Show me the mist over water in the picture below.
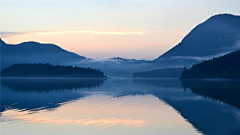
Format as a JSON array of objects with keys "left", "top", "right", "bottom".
[{"left": 1, "top": 78, "right": 240, "bottom": 135}]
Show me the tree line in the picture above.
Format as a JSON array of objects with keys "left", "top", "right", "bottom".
[
  {"left": 0, "top": 63, "right": 107, "bottom": 78},
  {"left": 181, "top": 50, "right": 240, "bottom": 79}
]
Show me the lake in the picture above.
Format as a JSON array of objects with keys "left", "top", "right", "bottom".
[{"left": 1, "top": 78, "right": 240, "bottom": 135}]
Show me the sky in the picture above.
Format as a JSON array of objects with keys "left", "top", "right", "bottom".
[{"left": 1, "top": 0, "right": 240, "bottom": 60}]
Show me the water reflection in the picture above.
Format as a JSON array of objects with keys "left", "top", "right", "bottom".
[
  {"left": 1, "top": 78, "right": 105, "bottom": 113},
  {"left": 133, "top": 79, "right": 240, "bottom": 135},
  {"left": 1, "top": 78, "right": 240, "bottom": 135},
  {"left": 132, "top": 78, "right": 183, "bottom": 89},
  {"left": 1, "top": 78, "right": 200, "bottom": 135},
  {"left": 3, "top": 109, "right": 144, "bottom": 127},
  {"left": 181, "top": 80, "right": 240, "bottom": 109},
  {"left": 1, "top": 78, "right": 105, "bottom": 92}
]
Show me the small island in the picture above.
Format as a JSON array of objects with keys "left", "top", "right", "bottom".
[
  {"left": 181, "top": 50, "right": 240, "bottom": 80},
  {"left": 0, "top": 63, "right": 107, "bottom": 78}
]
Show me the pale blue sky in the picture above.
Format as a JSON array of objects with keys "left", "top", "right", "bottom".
[{"left": 1, "top": 0, "right": 240, "bottom": 59}]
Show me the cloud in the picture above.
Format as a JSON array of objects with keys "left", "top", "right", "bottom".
[
  {"left": 35, "top": 30, "right": 144, "bottom": 36},
  {"left": 0, "top": 32, "right": 30, "bottom": 38},
  {"left": 171, "top": 51, "right": 232, "bottom": 61},
  {"left": 231, "top": 40, "right": 240, "bottom": 49},
  {"left": 0, "top": 30, "right": 144, "bottom": 38},
  {"left": 0, "top": 29, "right": 187, "bottom": 38}
]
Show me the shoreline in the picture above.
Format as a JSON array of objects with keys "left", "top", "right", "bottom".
[{"left": 0, "top": 77, "right": 110, "bottom": 80}]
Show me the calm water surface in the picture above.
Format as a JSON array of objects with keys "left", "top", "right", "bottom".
[{"left": 1, "top": 78, "right": 240, "bottom": 135}]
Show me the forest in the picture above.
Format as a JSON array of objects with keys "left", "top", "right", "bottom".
[
  {"left": 0, "top": 63, "right": 107, "bottom": 78},
  {"left": 181, "top": 50, "right": 240, "bottom": 79}
]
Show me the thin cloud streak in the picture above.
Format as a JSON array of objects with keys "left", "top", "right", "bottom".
[
  {"left": 171, "top": 51, "right": 232, "bottom": 61},
  {"left": 0, "top": 30, "right": 145, "bottom": 38},
  {"left": 0, "top": 29, "right": 187, "bottom": 38},
  {"left": 36, "top": 30, "right": 144, "bottom": 35}
]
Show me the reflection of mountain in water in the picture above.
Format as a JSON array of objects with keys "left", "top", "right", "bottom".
[
  {"left": 0, "top": 78, "right": 106, "bottom": 113},
  {"left": 181, "top": 80, "right": 240, "bottom": 109},
  {"left": 133, "top": 79, "right": 240, "bottom": 135},
  {"left": 1, "top": 78, "right": 240, "bottom": 134}
]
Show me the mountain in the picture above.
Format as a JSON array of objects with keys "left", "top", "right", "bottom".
[
  {"left": 154, "top": 14, "right": 240, "bottom": 67},
  {"left": 84, "top": 14, "right": 240, "bottom": 77},
  {"left": 1, "top": 14, "right": 240, "bottom": 77},
  {"left": 181, "top": 49, "right": 240, "bottom": 79},
  {"left": 0, "top": 38, "right": 87, "bottom": 69},
  {"left": 111, "top": 14, "right": 240, "bottom": 77}
]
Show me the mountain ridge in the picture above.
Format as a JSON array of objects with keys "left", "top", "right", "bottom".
[
  {"left": 0, "top": 38, "right": 87, "bottom": 69},
  {"left": 1, "top": 13, "right": 240, "bottom": 77},
  {"left": 156, "top": 13, "right": 240, "bottom": 60}
]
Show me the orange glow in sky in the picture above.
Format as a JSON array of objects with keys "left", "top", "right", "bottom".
[
  {"left": 1, "top": 29, "right": 186, "bottom": 60},
  {"left": 1, "top": 0, "right": 239, "bottom": 60}
]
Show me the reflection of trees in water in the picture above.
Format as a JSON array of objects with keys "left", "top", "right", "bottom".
[
  {"left": 133, "top": 79, "right": 240, "bottom": 135},
  {"left": 181, "top": 80, "right": 240, "bottom": 109},
  {"left": 1, "top": 78, "right": 106, "bottom": 92},
  {"left": 0, "top": 78, "right": 106, "bottom": 113}
]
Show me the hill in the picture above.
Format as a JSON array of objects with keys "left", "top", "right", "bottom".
[
  {"left": 153, "top": 14, "right": 240, "bottom": 67},
  {"left": 132, "top": 67, "right": 183, "bottom": 78},
  {"left": 181, "top": 50, "right": 240, "bottom": 79},
  {"left": 0, "top": 63, "right": 107, "bottom": 78},
  {"left": 0, "top": 38, "right": 87, "bottom": 69},
  {"left": 112, "top": 14, "right": 240, "bottom": 77}
]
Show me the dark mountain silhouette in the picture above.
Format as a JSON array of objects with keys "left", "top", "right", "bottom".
[
  {"left": 96, "top": 14, "right": 240, "bottom": 77},
  {"left": 0, "top": 38, "right": 6, "bottom": 46},
  {"left": 0, "top": 38, "right": 87, "bottom": 69},
  {"left": 181, "top": 50, "right": 240, "bottom": 79},
  {"left": 132, "top": 67, "right": 183, "bottom": 78},
  {"left": 154, "top": 14, "right": 240, "bottom": 67},
  {"left": 1, "top": 63, "right": 107, "bottom": 78}
]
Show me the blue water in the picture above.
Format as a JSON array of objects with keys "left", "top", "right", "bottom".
[{"left": 1, "top": 78, "right": 240, "bottom": 135}]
